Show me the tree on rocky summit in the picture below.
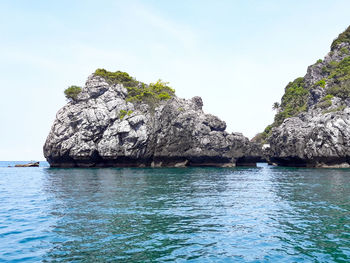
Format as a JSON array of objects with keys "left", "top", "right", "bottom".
[{"left": 64, "top": 86, "right": 82, "bottom": 101}]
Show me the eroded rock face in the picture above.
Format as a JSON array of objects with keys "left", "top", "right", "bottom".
[
  {"left": 268, "top": 109, "right": 350, "bottom": 167},
  {"left": 268, "top": 29, "right": 350, "bottom": 168},
  {"left": 44, "top": 74, "right": 261, "bottom": 167}
]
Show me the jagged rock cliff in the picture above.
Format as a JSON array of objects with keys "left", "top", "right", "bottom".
[
  {"left": 44, "top": 71, "right": 261, "bottom": 167},
  {"left": 267, "top": 26, "right": 350, "bottom": 167}
]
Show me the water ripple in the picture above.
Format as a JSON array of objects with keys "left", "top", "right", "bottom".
[{"left": 0, "top": 164, "right": 349, "bottom": 262}]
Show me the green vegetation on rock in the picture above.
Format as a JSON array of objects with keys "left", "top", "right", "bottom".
[
  {"left": 273, "top": 77, "right": 308, "bottom": 126},
  {"left": 251, "top": 125, "right": 273, "bottom": 144},
  {"left": 324, "top": 57, "right": 350, "bottom": 99},
  {"left": 327, "top": 81, "right": 350, "bottom": 99},
  {"left": 252, "top": 78, "right": 309, "bottom": 144},
  {"left": 323, "top": 105, "right": 346, "bottom": 114},
  {"left": 119, "top": 110, "right": 127, "bottom": 120},
  {"left": 64, "top": 85, "right": 82, "bottom": 101},
  {"left": 94, "top": 69, "right": 175, "bottom": 107},
  {"left": 94, "top": 68, "right": 139, "bottom": 87},
  {"left": 317, "top": 95, "right": 333, "bottom": 109},
  {"left": 255, "top": 26, "right": 350, "bottom": 145},
  {"left": 314, "top": 79, "right": 326, "bottom": 88},
  {"left": 328, "top": 57, "right": 350, "bottom": 82},
  {"left": 322, "top": 94, "right": 334, "bottom": 101},
  {"left": 119, "top": 110, "right": 133, "bottom": 120},
  {"left": 317, "top": 100, "right": 332, "bottom": 109},
  {"left": 340, "top": 47, "right": 350, "bottom": 55},
  {"left": 315, "top": 56, "right": 350, "bottom": 99},
  {"left": 126, "top": 79, "right": 175, "bottom": 105},
  {"left": 322, "top": 60, "right": 339, "bottom": 75},
  {"left": 331, "top": 26, "right": 350, "bottom": 50}
]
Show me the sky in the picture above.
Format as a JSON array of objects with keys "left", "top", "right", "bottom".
[{"left": 1, "top": 0, "right": 350, "bottom": 160}]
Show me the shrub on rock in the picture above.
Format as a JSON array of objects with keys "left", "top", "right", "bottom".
[{"left": 64, "top": 85, "right": 82, "bottom": 101}]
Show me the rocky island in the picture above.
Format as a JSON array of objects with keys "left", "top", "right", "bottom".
[
  {"left": 44, "top": 69, "right": 262, "bottom": 167},
  {"left": 255, "top": 26, "right": 350, "bottom": 167},
  {"left": 44, "top": 26, "right": 350, "bottom": 168}
]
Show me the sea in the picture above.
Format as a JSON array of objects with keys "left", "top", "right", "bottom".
[{"left": 0, "top": 161, "right": 349, "bottom": 262}]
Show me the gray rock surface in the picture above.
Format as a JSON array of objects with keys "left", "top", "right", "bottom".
[
  {"left": 44, "top": 74, "right": 262, "bottom": 167},
  {"left": 268, "top": 109, "right": 350, "bottom": 167},
  {"left": 268, "top": 34, "right": 350, "bottom": 167}
]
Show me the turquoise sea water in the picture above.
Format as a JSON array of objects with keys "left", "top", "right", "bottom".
[{"left": 0, "top": 162, "right": 349, "bottom": 262}]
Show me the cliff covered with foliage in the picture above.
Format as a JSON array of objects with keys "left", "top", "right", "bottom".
[
  {"left": 261, "top": 26, "right": 350, "bottom": 167},
  {"left": 253, "top": 26, "right": 350, "bottom": 145}
]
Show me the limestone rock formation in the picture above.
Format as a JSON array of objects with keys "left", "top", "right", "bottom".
[
  {"left": 44, "top": 71, "right": 261, "bottom": 167},
  {"left": 267, "top": 26, "right": 350, "bottom": 167}
]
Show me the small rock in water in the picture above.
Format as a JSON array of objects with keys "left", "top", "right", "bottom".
[{"left": 15, "top": 162, "right": 40, "bottom": 167}]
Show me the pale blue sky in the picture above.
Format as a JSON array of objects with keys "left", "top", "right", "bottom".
[{"left": 1, "top": 0, "right": 349, "bottom": 160}]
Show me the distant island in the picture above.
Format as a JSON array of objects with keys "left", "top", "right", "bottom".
[{"left": 44, "top": 26, "right": 350, "bottom": 168}]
